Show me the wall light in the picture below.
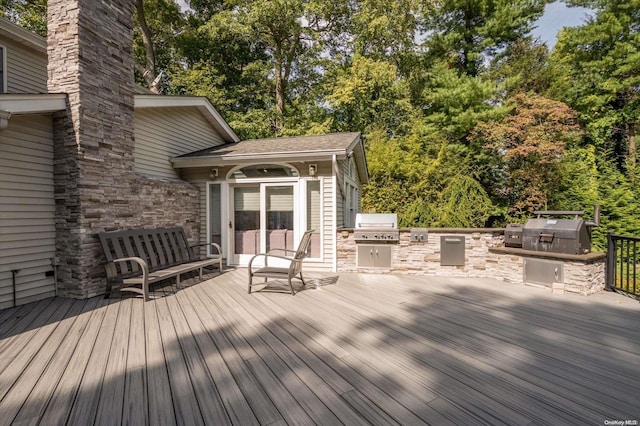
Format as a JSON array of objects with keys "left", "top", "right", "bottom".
[
  {"left": 308, "top": 164, "right": 317, "bottom": 177},
  {"left": 209, "top": 168, "right": 219, "bottom": 179}
]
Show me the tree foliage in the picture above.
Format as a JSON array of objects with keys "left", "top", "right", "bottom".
[{"left": 6, "top": 0, "right": 640, "bottom": 236}]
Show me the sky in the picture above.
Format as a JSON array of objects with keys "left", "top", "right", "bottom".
[{"left": 531, "top": 1, "right": 593, "bottom": 47}]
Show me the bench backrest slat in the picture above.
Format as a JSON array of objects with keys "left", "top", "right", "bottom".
[
  {"left": 99, "top": 227, "right": 197, "bottom": 278},
  {"left": 142, "top": 233, "right": 159, "bottom": 270},
  {"left": 151, "top": 231, "right": 168, "bottom": 266}
]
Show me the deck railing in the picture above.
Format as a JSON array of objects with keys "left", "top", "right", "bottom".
[{"left": 606, "top": 232, "right": 639, "bottom": 297}]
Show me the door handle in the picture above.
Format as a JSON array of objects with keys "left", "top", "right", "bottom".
[{"left": 228, "top": 221, "right": 233, "bottom": 229}]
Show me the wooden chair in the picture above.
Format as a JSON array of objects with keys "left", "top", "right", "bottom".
[{"left": 248, "top": 230, "right": 314, "bottom": 295}]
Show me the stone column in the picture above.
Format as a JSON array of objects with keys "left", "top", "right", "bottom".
[{"left": 47, "top": 0, "right": 136, "bottom": 298}]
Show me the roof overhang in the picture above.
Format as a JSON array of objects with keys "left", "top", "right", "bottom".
[
  {"left": 170, "top": 132, "right": 370, "bottom": 184},
  {"left": 0, "top": 17, "right": 46, "bottom": 52},
  {"left": 170, "top": 150, "right": 351, "bottom": 168},
  {"left": 0, "top": 93, "right": 67, "bottom": 115},
  {"left": 134, "top": 95, "right": 240, "bottom": 143}
]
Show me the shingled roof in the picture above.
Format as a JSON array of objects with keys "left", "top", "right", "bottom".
[
  {"left": 171, "top": 131, "right": 368, "bottom": 183},
  {"left": 176, "top": 132, "right": 361, "bottom": 158}
]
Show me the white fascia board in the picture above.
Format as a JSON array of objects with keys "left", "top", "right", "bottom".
[
  {"left": 0, "top": 18, "right": 46, "bottom": 52},
  {"left": 0, "top": 94, "right": 67, "bottom": 114},
  {"left": 170, "top": 150, "right": 347, "bottom": 168},
  {"left": 134, "top": 95, "right": 240, "bottom": 143}
]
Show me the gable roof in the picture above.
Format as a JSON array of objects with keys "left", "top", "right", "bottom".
[
  {"left": 171, "top": 132, "right": 368, "bottom": 183},
  {"left": 134, "top": 95, "right": 240, "bottom": 143}
]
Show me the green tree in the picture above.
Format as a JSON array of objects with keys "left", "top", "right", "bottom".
[
  {"left": 0, "top": 0, "right": 46, "bottom": 36},
  {"left": 421, "top": 0, "right": 546, "bottom": 76},
  {"left": 470, "top": 93, "right": 582, "bottom": 216},
  {"left": 551, "top": 0, "right": 640, "bottom": 169}
]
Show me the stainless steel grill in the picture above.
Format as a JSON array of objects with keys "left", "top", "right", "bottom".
[
  {"left": 354, "top": 213, "right": 399, "bottom": 242},
  {"left": 522, "top": 209, "right": 598, "bottom": 255}
]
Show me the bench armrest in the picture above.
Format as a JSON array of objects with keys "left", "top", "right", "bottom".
[
  {"left": 190, "top": 242, "right": 222, "bottom": 256},
  {"left": 105, "top": 256, "right": 149, "bottom": 281}
]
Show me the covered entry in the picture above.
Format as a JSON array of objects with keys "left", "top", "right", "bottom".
[{"left": 174, "top": 132, "right": 369, "bottom": 272}]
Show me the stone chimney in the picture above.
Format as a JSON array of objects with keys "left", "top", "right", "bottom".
[{"left": 47, "top": 0, "right": 137, "bottom": 298}]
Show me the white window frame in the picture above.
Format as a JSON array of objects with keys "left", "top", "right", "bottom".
[
  {"left": 344, "top": 176, "right": 359, "bottom": 228},
  {"left": 205, "top": 181, "right": 228, "bottom": 258},
  {"left": 300, "top": 177, "right": 324, "bottom": 262}
]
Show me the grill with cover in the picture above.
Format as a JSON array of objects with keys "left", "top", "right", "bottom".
[{"left": 522, "top": 211, "right": 595, "bottom": 255}]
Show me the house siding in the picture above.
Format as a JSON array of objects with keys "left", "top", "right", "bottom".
[
  {"left": 134, "top": 107, "right": 226, "bottom": 179},
  {"left": 2, "top": 37, "right": 47, "bottom": 93},
  {"left": 0, "top": 115, "right": 55, "bottom": 309}
]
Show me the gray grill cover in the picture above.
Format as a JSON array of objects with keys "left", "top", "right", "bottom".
[{"left": 522, "top": 218, "right": 591, "bottom": 254}]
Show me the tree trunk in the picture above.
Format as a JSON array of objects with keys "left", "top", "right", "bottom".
[
  {"left": 135, "top": 0, "right": 158, "bottom": 93},
  {"left": 274, "top": 57, "right": 286, "bottom": 131}
]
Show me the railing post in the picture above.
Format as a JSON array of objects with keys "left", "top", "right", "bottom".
[{"left": 606, "top": 231, "right": 615, "bottom": 291}]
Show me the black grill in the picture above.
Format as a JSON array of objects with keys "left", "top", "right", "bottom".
[{"left": 522, "top": 210, "right": 597, "bottom": 255}]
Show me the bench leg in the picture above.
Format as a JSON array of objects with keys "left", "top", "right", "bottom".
[
  {"left": 176, "top": 274, "right": 181, "bottom": 291},
  {"left": 288, "top": 278, "right": 296, "bottom": 296},
  {"left": 143, "top": 278, "right": 150, "bottom": 302},
  {"left": 248, "top": 273, "right": 253, "bottom": 294},
  {"left": 199, "top": 267, "right": 203, "bottom": 280}
]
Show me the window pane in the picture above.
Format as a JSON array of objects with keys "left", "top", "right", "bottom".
[
  {"left": 266, "top": 186, "right": 294, "bottom": 252},
  {"left": 306, "top": 180, "right": 321, "bottom": 258},
  {"left": 232, "top": 164, "right": 298, "bottom": 179}
]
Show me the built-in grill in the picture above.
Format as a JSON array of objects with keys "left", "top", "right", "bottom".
[
  {"left": 522, "top": 209, "right": 599, "bottom": 255},
  {"left": 504, "top": 223, "right": 523, "bottom": 248},
  {"left": 354, "top": 214, "right": 398, "bottom": 268},
  {"left": 354, "top": 213, "right": 399, "bottom": 242}
]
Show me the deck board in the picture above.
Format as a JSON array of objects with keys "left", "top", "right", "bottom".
[{"left": 0, "top": 269, "right": 639, "bottom": 425}]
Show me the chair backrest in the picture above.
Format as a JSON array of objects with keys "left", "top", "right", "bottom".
[
  {"left": 98, "top": 227, "right": 195, "bottom": 277},
  {"left": 294, "top": 230, "right": 315, "bottom": 260}
]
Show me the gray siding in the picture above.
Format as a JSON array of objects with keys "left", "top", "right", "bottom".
[
  {"left": 134, "top": 107, "right": 226, "bottom": 179},
  {"left": 2, "top": 38, "right": 47, "bottom": 93},
  {"left": 0, "top": 115, "right": 56, "bottom": 309}
]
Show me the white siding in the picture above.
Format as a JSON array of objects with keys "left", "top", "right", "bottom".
[
  {"left": 0, "top": 115, "right": 55, "bottom": 309},
  {"left": 2, "top": 38, "right": 47, "bottom": 93},
  {"left": 321, "top": 175, "right": 334, "bottom": 269},
  {"left": 134, "top": 107, "right": 226, "bottom": 179}
]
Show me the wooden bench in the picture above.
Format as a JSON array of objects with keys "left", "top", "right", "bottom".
[
  {"left": 248, "top": 230, "right": 314, "bottom": 295},
  {"left": 98, "top": 227, "right": 222, "bottom": 301}
]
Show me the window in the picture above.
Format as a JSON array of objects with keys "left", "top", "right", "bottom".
[
  {"left": 306, "top": 180, "right": 321, "bottom": 258},
  {"left": 0, "top": 46, "right": 5, "bottom": 93},
  {"left": 231, "top": 164, "right": 298, "bottom": 179}
]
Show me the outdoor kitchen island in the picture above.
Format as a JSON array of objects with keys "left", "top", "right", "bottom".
[{"left": 336, "top": 227, "right": 606, "bottom": 295}]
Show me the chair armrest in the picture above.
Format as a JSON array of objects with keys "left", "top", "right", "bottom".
[
  {"left": 190, "top": 242, "right": 222, "bottom": 255},
  {"left": 267, "top": 248, "right": 297, "bottom": 256},
  {"left": 248, "top": 253, "right": 296, "bottom": 271}
]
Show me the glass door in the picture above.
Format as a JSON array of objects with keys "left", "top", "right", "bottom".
[
  {"left": 230, "top": 183, "right": 296, "bottom": 265},
  {"left": 232, "top": 185, "right": 260, "bottom": 265}
]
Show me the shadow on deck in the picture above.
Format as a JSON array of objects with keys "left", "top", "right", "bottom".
[{"left": 0, "top": 269, "right": 639, "bottom": 425}]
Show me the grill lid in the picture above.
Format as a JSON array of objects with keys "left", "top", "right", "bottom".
[{"left": 355, "top": 213, "right": 397, "bottom": 229}]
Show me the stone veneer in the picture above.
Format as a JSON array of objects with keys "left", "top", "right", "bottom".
[
  {"left": 47, "top": 0, "right": 199, "bottom": 298},
  {"left": 337, "top": 229, "right": 606, "bottom": 295}
]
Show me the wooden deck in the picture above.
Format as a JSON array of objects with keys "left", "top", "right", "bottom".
[{"left": 1, "top": 269, "right": 639, "bottom": 425}]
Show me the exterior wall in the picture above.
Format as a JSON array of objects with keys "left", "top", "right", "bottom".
[
  {"left": 134, "top": 107, "right": 226, "bottom": 178},
  {"left": 47, "top": 0, "right": 199, "bottom": 298},
  {"left": 2, "top": 37, "right": 47, "bottom": 93},
  {"left": 337, "top": 229, "right": 606, "bottom": 295},
  {"left": 0, "top": 115, "right": 56, "bottom": 308}
]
